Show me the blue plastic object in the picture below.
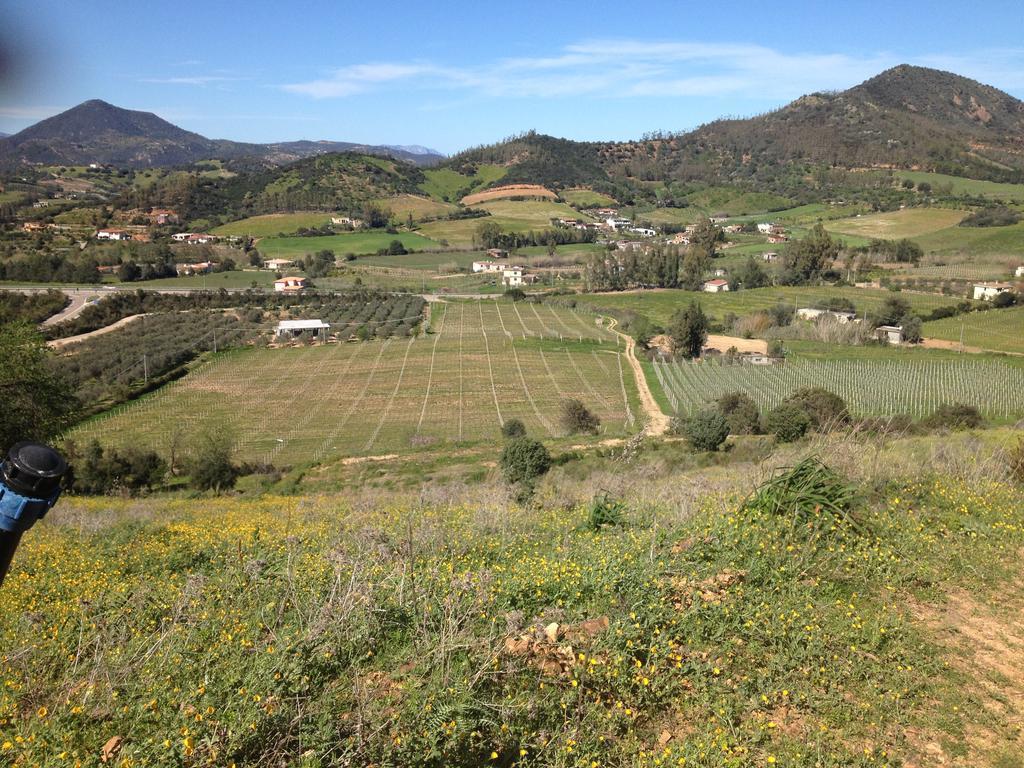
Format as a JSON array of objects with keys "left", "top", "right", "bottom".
[{"left": 0, "top": 485, "right": 61, "bottom": 533}]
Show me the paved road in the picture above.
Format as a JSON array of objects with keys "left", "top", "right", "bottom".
[{"left": 41, "top": 288, "right": 110, "bottom": 326}]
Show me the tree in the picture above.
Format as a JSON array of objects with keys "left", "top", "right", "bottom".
[
  {"left": 870, "top": 296, "right": 912, "bottom": 327},
  {"left": 764, "top": 402, "right": 812, "bottom": 442},
  {"left": 682, "top": 409, "right": 730, "bottom": 451},
  {"left": 0, "top": 322, "right": 77, "bottom": 454},
  {"left": 186, "top": 427, "right": 239, "bottom": 492},
  {"left": 900, "top": 314, "right": 923, "bottom": 343},
  {"left": 689, "top": 218, "right": 722, "bottom": 259},
  {"left": 361, "top": 203, "right": 390, "bottom": 229},
  {"left": 716, "top": 392, "right": 761, "bottom": 434},
  {"left": 560, "top": 398, "right": 600, "bottom": 435},
  {"left": 783, "top": 387, "right": 849, "bottom": 430},
  {"left": 501, "top": 418, "right": 526, "bottom": 439},
  {"left": 118, "top": 261, "right": 142, "bottom": 282},
  {"left": 499, "top": 437, "right": 551, "bottom": 500},
  {"left": 475, "top": 221, "right": 502, "bottom": 249},
  {"left": 679, "top": 248, "right": 711, "bottom": 290},
  {"left": 779, "top": 224, "right": 839, "bottom": 284},
  {"left": 668, "top": 301, "right": 708, "bottom": 359},
  {"left": 735, "top": 256, "right": 770, "bottom": 289}
]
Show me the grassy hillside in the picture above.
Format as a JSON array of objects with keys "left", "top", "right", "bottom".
[
  {"left": 894, "top": 171, "right": 1024, "bottom": 200},
  {"left": 257, "top": 231, "right": 441, "bottom": 258},
  {"left": 211, "top": 212, "right": 334, "bottom": 237},
  {"left": 418, "top": 164, "right": 507, "bottom": 202},
  {"left": 572, "top": 286, "right": 956, "bottom": 326},
  {"left": 6, "top": 432, "right": 1024, "bottom": 766},
  {"left": 824, "top": 207, "right": 966, "bottom": 239},
  {"left": 371, "top": 193, "right": 457, "bottom": 221},
  {"left": 562, "top": 188, "right": 617, "bottom": 207}
]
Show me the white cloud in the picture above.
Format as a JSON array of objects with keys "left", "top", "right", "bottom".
[{"left": 279, "top": 40, "right": 1024, "bottom": 103}]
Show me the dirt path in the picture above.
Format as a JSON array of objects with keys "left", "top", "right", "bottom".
[
  {"left": 47, "top": 314, "right": 147, "bottom": 349},
  {"left": 907, "top": 572, "right": 1024, "bottom": 766},
  {"left": 607, "top": 317, "right": 670, "bottom": 436},
  {"left": 921, "top": 337, "right": 1023, "bottom": 357}
]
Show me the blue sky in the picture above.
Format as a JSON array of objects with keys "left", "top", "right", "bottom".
[{"left": 2, "top": 0, "right": 1023, "bottom": 153}]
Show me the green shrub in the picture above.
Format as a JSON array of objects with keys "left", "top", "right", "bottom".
[
  {"left": 716, "top": 392, "right": 761, "bottom": 434},
  {"left": 764, "top": 402, "right": 812, "bottom": 442},
  {"left": 499, "top": 437, "right": 551, "bottom": 487},
  {"left": 741, "top": 457, "right": 857, "bottom": 529},
  {"left": 783, "top": 387, "right": 849, "bottom": 429},
  {"left": 500, "top": 418, "right": 526, "bottom": 439},
  {"left": 587, "top": 492, "right": 626, "bottom": 531},
  {"left": 560, "top": 398, "right": 600, "bottom": 435},
  {"left": 683, "top": 408, "right": 730, "bottom": 452},
  {"left": 920, "top": 403, "right": 984, "bottom": 431}
]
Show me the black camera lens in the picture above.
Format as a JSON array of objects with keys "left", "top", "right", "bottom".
[{"left": 0, "top": 442, "right": 67, "bottom": 499}]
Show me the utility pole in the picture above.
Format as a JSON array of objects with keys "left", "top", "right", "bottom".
[
  {"left": 213, "top": 328, "right": 218, "bottom": 354},
  {"left": 959, "top": 321, "right": 964, "bottom": 354},
  {"left": 143, "top": 353, "right": 148, "bottom": 385}
]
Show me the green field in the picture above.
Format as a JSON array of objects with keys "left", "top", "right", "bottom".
[
  {"left": 371, "top": 194, "right": 457, "bottom": 221},
  {"left": 571, "top": 286, "right": 957, "bottom": 326},
  {"left": 894, "top": 171, "right": 1024, "bottom": 201},
  {"left": 683, "top": 186, "right": 794, "bottom": 216},
  {"left": 211, "top": 212, "right": 334, "bottom": 237},
  {"left": 258, "top": 231, "right": 441, "bottom": 258},
  {"left": 418, "top": 164, "right": 507, "bottom": 201},
  {"left": 71, "top": 301, "right": 639, "bottom": 464},
  {"left": 824, "top": 207, "right": 966, "bottom": 239},
  {"left": 923, "top": 306, "right": 1024, "bottom": 355},
  {"left": 561, "top": 188, "right": 617, "bottom": 207},
  {"left": 913, "top": 220, "right": 1024, "bottom": 256},
  {"left": 130, "top": 270, "right": 276, "bottom": 290},
  {"left": 477, "top": 199, "right": 593, "bottom": 225},
  {"left": 651, "top": 356, "right": 1024, "bottom": 420}
]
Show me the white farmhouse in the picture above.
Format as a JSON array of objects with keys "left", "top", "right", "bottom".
[
  {"left": 1016, "top": 265, "right": 1024, "bottom": 278},
  {"left": 875, "top": 325, "right": 904, "bottom": 345},
  {"left": 973, "top": 282, "right": 1013, "bottom": 301},
  {"left": 502, "top": 266, "right": 525, "bottom": 287},
  {"left": 472, "top": 261, "right": 504, "bottom": 273},
  {"left": 274, "top": 276, "right": 309, "bottom": 293},
  {"left": 275, "top": 319, "right": 330, "bottom": 338},
  {"left": 757, "top": 222, "right": 775, "bottom": 234},
  {"left": 629, "top": 227, "right": 657, "bottom": 237},
  {"left": 95, "top": 228, "right": 132, "bottom": 241},
  {"left": 263, "top": 258, "right": 294, "bottom": 271}
]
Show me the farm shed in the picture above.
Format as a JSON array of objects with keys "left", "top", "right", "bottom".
[
  {"left": 274, "top": 276, "right": 309, "bottom": 293},
  {"left": 875, "top": 325, "right": 904, "bottom": 344},
  {"left": 275, "top": 319, "right": 330, "bottom": 339},
  {"left": 702, "top": 279, "right": 730, "bottom": 293},
  {"left": 973, "top": 282, "right": 1013, "bottom": 301}
]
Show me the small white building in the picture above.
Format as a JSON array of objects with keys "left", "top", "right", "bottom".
[
  {"left": 274, "top": 276, "right": 309, "bottom": 293},
  {"left": 713, "top": 268, "right": 727, "bottom": 278},
  {"left": 275, "top": 319, "right": 330, "bottom": 338},
  {"left": 186, "top": 233, "right": 218, "bottom": 245},
  {"left": 473, "top": 261, "right": 504, "bottom": 273},
  {"left": 796, "top": 307, "right": 857, "bottom": 324},
  {"left": 629, "top": 227, "right": 657, "bottom": 237},
  {"left": 757, "top": 222, "right": 775, "bottom": 234},
  {"left": 331, "top": 216, "right": 364, "bottom": 228},
  {"left": 606, "top": 217, "right": 632, "bottom": 230},
  {"left": 171, "top": 232, "right": 194, "bottom": 242},
  {"left": 702, "top": 278, "right": 730, "bottom": 293},
  {"left": 95, "top": 228, "right": 132, "bottom": 241},
  {"left": 1015, "top": 265, "right": 1024, "bottom": 278},
  {"left": 175, "top": 261, "right": 212, "bottom": 276},
  {"left": 762, "top": 251, "right": 779, "bottom": 262},
  {"left": 875, "top": 325, "right": 903, "bottom": 344},
  {"left": 502, "top": 267, "right": 525, "bottom": 287},
  {"left": 264, "top": 258, "right": 295, "bottom": 271},
  {"left": 973, "top": 282, "right": 1013, "bottom": 301}
]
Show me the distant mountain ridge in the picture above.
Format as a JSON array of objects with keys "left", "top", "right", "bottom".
[
  {"left": 0, "top": 99, "right": 445, "bottom": 168},
  {"left": 450, "top": 65, "right": 1024, "bottom": 188}
]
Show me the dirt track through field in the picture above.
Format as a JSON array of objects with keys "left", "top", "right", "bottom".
[
  {"left": 608, "top": 317, "right": 670, "bottom": 436},
  {"left": 47, "top": 314, "right": 148, "bottom": 349}
]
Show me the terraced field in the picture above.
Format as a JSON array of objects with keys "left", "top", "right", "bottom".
[
  {"left": 72, "top": 302, "right": 639, "bottom": 464},
  {"left": 211, "top": 212, "right": 333, "bottom": 237}
]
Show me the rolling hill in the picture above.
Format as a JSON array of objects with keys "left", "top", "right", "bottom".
[
  {"left": 448, "top": 65, "right": 1024, "bottom": 192},
  {"left": 0, "top": 100, "right": 443, "bottom": 168}
]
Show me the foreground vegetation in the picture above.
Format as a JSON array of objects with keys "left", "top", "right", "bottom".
[{"left": 3, "top": 431, "right": 1024, "bottom": 766}]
